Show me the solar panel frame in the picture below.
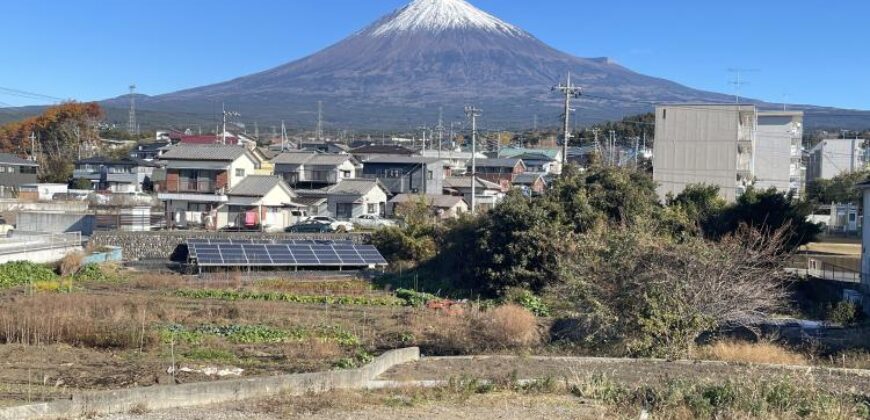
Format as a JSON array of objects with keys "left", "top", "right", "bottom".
[{"left": 185, "top": 240, "right": 388, "bottom": 268}]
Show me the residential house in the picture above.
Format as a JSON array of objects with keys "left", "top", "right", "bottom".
[
  {"left": 299, "top": 141, "right": 351, "bottom": 154},
  {"left": 272, "top": 152, "right": 359, "bottom": 188},
  {"left": 443, "top": 176, "right": 505, "bottom": 211},
  {"left": 350, "top": 144, "right": 416, "bottom": 162},
  {"left": 0, "top": 153, "right": 38, "bottom": 196},
  {"left": 157, "top": 145, "right": 260, "bottom": 229},
  {"left": 471, "top": 158, "right": 525, "bottom": 187},
  {"left": 324, "top": 179, "right": 390, "bottom": 219},
  {"left": 388, "top": 194, "right": 469, "bottom": 220},
  {"left": 498, "top": 147, "right": 562, "bottom": 174},
  {"left": 512, "top": 172, "right": 548, "bottom": 195},
  {"left": 221, "top": 175, "right": 300, "bottom": 232},
  {"left": 806, "top": 138, "right": 866, "bottom": 184},
  {"left": 360, "top": 155, "right": 444, "bottom": 195},
  {"left": 129, "top": 141, "right": 171, "bottom": 161},
  {"left": 653, "top": 105, "right": 804, "bottom": 202},
  {"left": 419, "top": 150, "right": 487, "bottom": 176},
  {"left": 73, "top": 157, "right": 159, "bottom": 193}
]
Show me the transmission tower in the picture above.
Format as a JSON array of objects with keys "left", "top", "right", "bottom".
[
  {"left": 127, "top": 84, "right": 137, "bottom": 136},
  {"left": 220, "top": 103, "right": 240, "bottom": 145},
  {"left": 553, "top": 74, "right": 582, "bottom": 167},
  {"left": 465, "top": 106, "right": 482, "bottom": 215}
]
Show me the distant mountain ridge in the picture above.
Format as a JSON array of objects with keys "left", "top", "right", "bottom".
[{"left": 8, "top": 0, "right": 870, "bottom": 130}]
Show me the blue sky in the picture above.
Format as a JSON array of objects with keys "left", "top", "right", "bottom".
[{"left": 1, "top": 0, "right": 868, "bottom": 110}]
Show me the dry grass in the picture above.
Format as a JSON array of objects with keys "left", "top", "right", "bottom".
[
  {"left": 0, "top": 294, "right": 167, "bottom": 349},
  {"left": 693, "top": 341, "right": 809, "bottom": 366},
  {"left": 406, "top": 304, "right": 540, "bottom": 354},
  {"left": 280, "top": 337, "right": 344, "bottom": 361},
  {"left": 128, "top": 273, "right": 187, "bottom": 290},
  {"left": 476, "top": 304, "right": 540, "bottom": 349},
  {"left": 58, "top": 251, "right": 84, "bottom": 276}
]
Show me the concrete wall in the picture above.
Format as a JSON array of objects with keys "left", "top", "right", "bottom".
[
  {"left": 16, "top": 212, "right": 95, "bottom": 236},
  {"left": 754, "top": 112, "right": 803, "bottom": 195},
  {"left": 0, "top": 347, "right": 419, "bottom": 420},
  {"left": 807, "top": 139, "right": 864, "bottom": 182},
  {"left": 89, "top": 231, "right": 371, "bottom": 261},
  {"left": 0, "top": 201, "right": 88, "bottom": 214},
  {"left": 653, "top": 105, "right": 744, "bottom": 202}
]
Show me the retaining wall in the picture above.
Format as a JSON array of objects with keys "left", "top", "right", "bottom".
[
  {"left": 89, "top": 231, "right": 371, "bottom": 261},
  {"left": 16, "top": 212, "right": 95, "bottom": 236},
  {"left": 0, "top": 347, "right": 419, "bottom": 420}
]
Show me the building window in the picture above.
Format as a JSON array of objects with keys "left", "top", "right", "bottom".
[
  {"left": 367, "top": 203, "right": 377, "bottom": 214},
  {"left": 341, "top": 170, "right": 351, "bottom": 178},
  {"left": 427, "top": 170, "right": 434, "bottom": 180},
  {"left": 235, "top": 168, "right": 245, "bottom": 177}
]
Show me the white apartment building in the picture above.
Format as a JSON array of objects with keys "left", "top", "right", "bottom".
[
  {"left": 653, "top": 104, "right": 803, "bottom": 202},
  {"left": 806, "top": 138, "right": 866, "bottom": 183}
]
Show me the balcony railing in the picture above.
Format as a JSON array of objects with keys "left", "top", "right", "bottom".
[{"left": 168, "top": 180, "right": 217, "bottom": 194}]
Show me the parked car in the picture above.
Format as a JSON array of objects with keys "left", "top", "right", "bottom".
[
  {"left": 351, "top": 215, "right": 396, "bottom": 229},
  {"left": 285, "top": 222, "right": 335, "bottom": 233},
  {"left": 308, "top": 216, "right": 355, "bottom": 232}
]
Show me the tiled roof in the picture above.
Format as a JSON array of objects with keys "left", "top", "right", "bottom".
[
  {"left": 75, "top": 156, "right": 158, "bottom": 167},
  {"left": 327, "top": 179, "right": 385, "bottom": 196},
  {"left": 228, "top": 175, "right": 294, "bottom": 197},
  {"left": 177, "top": 135, "right": 234, "bottom": 145},
  {"left": 161, "top": 145, "right": 250, "bottom": 161},
  {"left": 443, "top": 176, "right": 502, "bottom": 190},
  {"left": 363, "top": 155, "right": 442, "bottom": 165},
  {"left": 389, "top": 194, "right": 466, "bottom": 208},
  {"left": 0, "top": 153, "right": 38, "bottom": 167},
  {"left": 473, "top": 158, "right": 524, "bottom": 168},
  {"left": 513, "top": 172, "right": 547, "bottom": 185},
  {"left": 273, "top": 152, "right": 354, "bottom": 166},
  {"left": 350, "top": 144, "right": 416, "bottom": 155},
  {"left": 499, "top": 147, "right": 560, "bottom": 160}
]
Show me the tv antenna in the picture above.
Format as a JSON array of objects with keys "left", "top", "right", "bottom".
[{"left": 727, "top": 68, "right": 759, "bottom": 104}]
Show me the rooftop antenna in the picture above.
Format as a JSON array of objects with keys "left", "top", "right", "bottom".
[
  {"left": 553, "top": 73, "right": 582, "bottom": 166},
  {"left": 221, "top": 103, "right": 241, "bottom": 145},
  {"left": 727, "top": 68, "right": 759, "bottom": 104},
  {"left": 127, "top": 84, "right": 137, "bottom": 136}
]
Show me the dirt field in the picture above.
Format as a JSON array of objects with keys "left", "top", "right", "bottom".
[{"left": 0, "top": 271, "right": 417, "bottom": 406}]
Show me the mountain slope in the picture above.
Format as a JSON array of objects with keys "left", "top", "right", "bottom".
[{"left": 100, "top": 0, "right": 864, "bottom": 129}]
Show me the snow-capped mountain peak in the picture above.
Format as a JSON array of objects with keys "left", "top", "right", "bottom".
[{"left": 370, "top": 0, "right": 525, "bottom": 37}]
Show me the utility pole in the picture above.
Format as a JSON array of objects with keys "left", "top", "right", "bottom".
[
  {"left": 609, "top": 130, "right": 616, "bottom": 166},
  {"left": 553, "top": 73, "right": 582, "bottom": 167},
  {"left": 127, "top": 84, "right": 137, "bottom": 136},
  {"left": 436, "top": 107, "right": 444, "bottom": 157},
  {"left": 533, "top": 114, "right": 538, "bottom": 132},
  {"left": 254, "top": 121, "right": 259, "bottom": 141},
  {"left": 465, "top": 106, "right": 482, "bottom": 215},
  {"left": 281, "top": 120, "right": 287, "bottom": 151},
  {"left": 316, "top": 101, "right": 323, "bottom": 141},
  {"left": 29, "top": 132, "right": 36, "bottom": 162},
  {"left": 634, "top": 136, "right": 640, "bottom": 169}
]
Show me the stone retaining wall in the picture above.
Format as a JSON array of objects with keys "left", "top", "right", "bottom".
[
  {"left": 0, "top": 347, "right": 419, "bottom": 420},
  {"left": 89, "top": 231, "right": 371, "bottom": 261}
]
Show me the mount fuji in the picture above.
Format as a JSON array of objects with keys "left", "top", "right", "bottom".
[{"left": 100, "top": 0, "right": 865, "bottom": 130}]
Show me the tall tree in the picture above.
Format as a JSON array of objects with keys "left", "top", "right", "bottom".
[{"left": 0, "top": 102, "right": 103, "bottom": 182}]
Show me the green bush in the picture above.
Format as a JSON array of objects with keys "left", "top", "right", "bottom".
[
  {"left": 826, "top": 301, "right": 859, "bottom": 325},
  {"left": 395, "top": 288, "right": 438, "bottom": 306},
  {"left": 0, "top": 261, "right": 58, "bottom": 288},
  {"left": 503, "top": 288, "right": 551, "bottom": 317}
]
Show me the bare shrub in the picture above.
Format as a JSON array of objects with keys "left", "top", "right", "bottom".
[
  {"left": 475, "top": 304, "right": 540, "bottom": 349},
  {"left": 693, "top": 341, "right": 808, "bottom": 366},
  {"left": 0, "top": 294, "right": 162, "bottom": 349},
  {"left": 551, "top": 223, "right": 791, "bottom": 358},
  {"left": 405, "top": 304, "right": 540, "bottom": 354},
  {"left": 281, "top": 337, "right": 343, "bottom": 361},
  {"left": 59, "top": 251, "right": 85, "bottom": 276}
]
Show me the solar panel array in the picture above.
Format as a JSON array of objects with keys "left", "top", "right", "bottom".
[{"left": 186, "top": 239, "right": 387, "bottom": 268}]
